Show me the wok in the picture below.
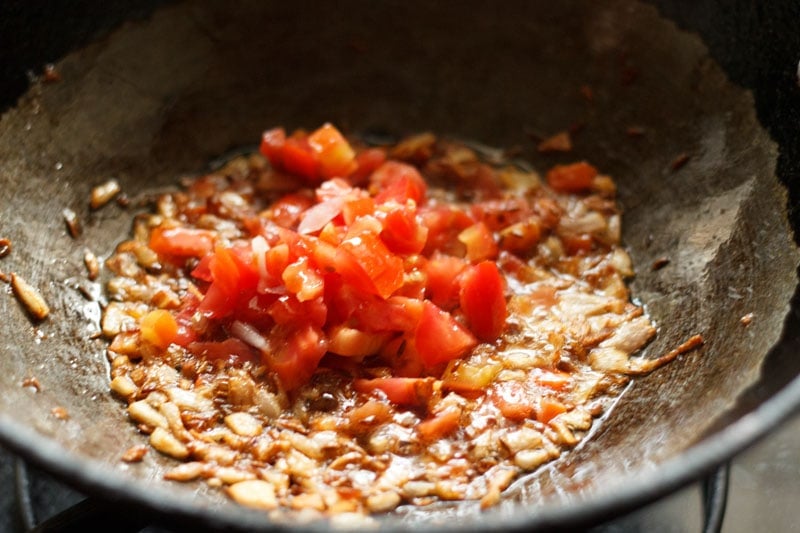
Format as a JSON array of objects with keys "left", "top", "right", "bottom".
[{"left": 0, "top": 0, "right": 798, "bottom": 530}]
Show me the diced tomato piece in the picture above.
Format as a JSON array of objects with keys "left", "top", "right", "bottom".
[
  {"left": 424, "top": 254, "right": 467, "bottom": 310},
  {"left": 459, "top": 261, "right": 507, "bottom": 341},
  {"left": 371, "top": 161, "right": 427, "bottom": 205},
  {"left": 190, "top": 254, "right": 213, "bottom": 282},
  {"left": 265, "top": 243, "right": 291, "bottom": 279},
  {"left": 268, "top": 294, "right": 327, "bottom": 328},
  {"left": 380, "top": 205, "right": 428, "bottom": 255},
  {"left": 415, "top": 301, "right": 477, "bottom": 367},
  {"left": 350, "top": 147, "right": 387, "bottom": 185},
  {"left": 266, "top": 324, "right": 328, "bottom": 391},
  {"left": 281, "top": 137, "right": 319, "bottom": 182},
  {"left": 328, "top": 326, "right": 388, "bottom": 357},
  {"left": 471, "top": 198, "right": 531, "bottom": 231},
  {"left": 535, "top": 398, "right": 567, "bottom": 424},
  {"left": 353, "top": 377, "right": 434, "bottom": 406},
  {"left": 458, "top": 222, "right": 498, "bottom": 263},
  {"left": 259, "top": 127, "right": 286, "bottom": 168},
  {"left": 532, "top": 369, "right": 572, "bottom": 390},
  {"left": 340, "top": 228, "right": 404, "bottom": 299},
  {"left": 492, "top": 382, "right": 536, "bottom": 422},
  {"left": 546, "top": 161, "right": 597, "bottom": 193},
  {"left": 342, "top": 197, "right": 375, "bottom": 226},
  {"left": 420, "top": 206, "right": 474, "bottom": 256},
  {"left": 417, "top": 406, "right": 461, "bottom": 441},
  {"left": 282, "top": 256, "right": 324, "bottom": 302},
  {"left": 308, "top": 123, "right": 357, "bottom": 179},
  {"left": 139, "top": 309, "right": 178, "bottom": 350},
  {"left": 188, "top": 338, "right": 258, "bottom": 365},
  {"left": 353, "top": 296, "right": 425, "bottom": 332},
  {"left": 267, "top": 193, "right": 314, "bottom": 229},
  {"left": 561, "top": 233, "right": 594, "bottom": 255},
  {"left": 318, "top": 221, "right": 345, "bottom": 245},
  {"left": 149, "top": 227, "right": 215, "bottom": 258},
  {"left": 197, "top": 245, "right": 259, "bottom": 319}
]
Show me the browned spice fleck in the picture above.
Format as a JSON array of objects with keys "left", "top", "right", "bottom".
[
  {"left": 116, "top": 193, "right": 131, "bottom": 208},
  {"left": 626, "top": 126, "right": 645, "bottom": 138},
  {"left": 42, "top": 63, "right": 61, "bottom": 83},
  {"left": 10, "top": 272, "right": 50, "bottom": 320},
  {"left": 63, "top": 208, "right": 82, "bottom": 238},
  {"left": 579, "top": 85, "right": 594, "bottom": 102},
  {"left": 84, "top": 249, "right": 100, "bottom": 281},
  {"left": 670, "top": 153, "right": 691, "bottom": 172},
  {"left": 22, "top": 376, "right": 41, "bottom": 392},
  {"left": 740, "top": 313, "right": 754, "bottom": 326},
  {"left": 121, "top": 445, "right": 149, "bottom": 463},
  {"left": 0, "top": 238, "right": 11, "bottom": 258},
  {"left": 651, "top": 257, "right": 670, "bottom": 271},
  {"left": 51, "top": 406, "right": 69, "bottom": 420},
  {"left": 537, "top": 131, "right": 573, "bottom": 153}
]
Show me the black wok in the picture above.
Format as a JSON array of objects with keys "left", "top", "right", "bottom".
[{"left": 0, "top": 0, "right": 799, "bottom": 530}]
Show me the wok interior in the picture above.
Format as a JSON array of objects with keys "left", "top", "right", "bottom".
[{"left": 0, "top": 0, "right": 797, "bottom": 528}]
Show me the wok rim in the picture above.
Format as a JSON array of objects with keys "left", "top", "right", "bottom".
[{"left": 2, "top": 356, "right": 800, "bottom": 530}]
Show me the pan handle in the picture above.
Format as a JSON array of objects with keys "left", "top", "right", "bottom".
[{"left": 701, "top": 463, "right": 730, "bottom": 533}]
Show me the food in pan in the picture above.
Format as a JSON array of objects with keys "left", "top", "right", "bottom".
[{"left": 102, "top": 123, "right": 698, "bottom": 517}]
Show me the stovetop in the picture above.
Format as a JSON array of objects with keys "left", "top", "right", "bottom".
[{"left": 3, "top": 411, "right": 800, "bottom": 532}]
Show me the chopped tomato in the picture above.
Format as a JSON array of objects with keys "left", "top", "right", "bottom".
[
  {"left": 532, "top": 369, "right": 572, "bottom": 390},
  {"left": 266, "top": 324, "right": 328, "bottom": 391},
  {"left": 350, "top": 147, "right": 387, "bottom": 185},
  {"left": 353, "top": 296, "right": 425, "bottom": 333},
  {"left": 353, "top": 377, "right": 434, "bottom": 406},
  {"left": 282, "top": 256, "right": 324, "bottom": 302},
  {"left": 268, "top": 295, "right": 327, "bottom": 328},
  {"left": 308, "top": 123, "right": 357, "bottom": 179},
  {"left": 417, "top": 406, "right": 461, "bottom": 441},
  {"left": 420, "top": 206, "right": 474, "bottom": 256},
  {"left": 492, "top": 381, "right": 535, "bottom": 422},
  {"left": 459, "top": 261, "right": 507, "bottom": 341},
  {"left": 197, "top": 244, "right": 259, "bottom": 319},
  {"left": 342, "top": 197, "right": 375, "bottom": 226},
  {"left": 340, "top": 227, "right": 404, "bottom": 299},
  {"left": 139, "top": 309, "right": 178, "bottom": 349},
  {"left": 535, "top": 398, "right": 567, "bottom": 424},
  {"left": 546, "top": 161, "right": 597, "bottom": 193},
  {"left": 371, "top": 161, "right": 427, "bottom": 205},
  {"left": 424, "top": 254, "right": 467, "bottom": 310},
  {"left": 415, "top": 300, "right": 477, "bottom": 367},
  {"left": 267, "top": 193, "right": 314, "bottom": 229},
  {"left": 149, "top": 227, "right": 215, "bottom": 258},
  {"left": 259, "top": 127, "right": 286, "bottom": 167},
  {"left": 281, "top": 137, "right": 319, "bottom": 182},
  {"left": 380, "top": 204, "right": 428, "bottom": 255},
  {"left": 188, "top": 338, "right": 258, "bottom": 365},
  {"left": 458, "top": 222, "right": 498, "bottom": 263},
  {"left": 471, "top": 198, "right": 531, "bottom": 231}
]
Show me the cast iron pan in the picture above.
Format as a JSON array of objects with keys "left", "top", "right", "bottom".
[{"left": 1, "top": 0, "right": 799, "bottom": 530}]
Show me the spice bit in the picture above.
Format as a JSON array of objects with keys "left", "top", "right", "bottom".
[
  {"left": 10, "top": 272, "right": 50, "bottom": 320},
  {"left": 84, "top": 249, "right": 100, "bottom": 281},
  {"left": 579, "top": 85, "right": 594, "bottom": 102},
  {"left": 90, "top": 179, "right": 122, "bottom": 210},
  {"left": 670, "top": 153, "right": 690, "bottom": 172},
  {"left": 42, "top": 63, "right": 61, "bottom": 83},
  {"left": 537, "top": 131, "right": 573, "bottom": 153},
  {"left": 626, "top": 126, "right": 645, "bottom": 138},
  {"left": 63, "top": 208, "right": 82, "bottom": 239},
  {"left": 121, "top": 444, "right": 149, "bottom": 463},
  {"left": 51, "top": 406, "right": 70, "bottom": 420},
  {"left": 651, "top": 257, "right": 670, "bottom": 271},
  {"left": 740, "top": 313, "right": 754, "bottom": 326},
  {"left": 22, "top": 376, "right": 41, "bottom": 392}
]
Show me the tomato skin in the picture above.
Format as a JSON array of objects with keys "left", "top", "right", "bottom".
[
  {"left": 259, "top": 127, "right": 286, "bottom": 167},
  {"left": 415, "top": 300, "right": 477, "bottom": 367},
  {"left": 266, "top": 324, "right": 328, "bottom": 391},
  {"left": 308, "top": 123, "right": 357, "bottom": 179},
  {"left": 459, "top": 261, "right": 507, "bottom": 341},
  {"left": 535, "top": 398, "right": 567, "bottom": 424},
  {"left": 371, "top": 161, "right": 427, "bottom": 205},
  {"left": 282, "top": 137, "right": 319, "bottom": 182},
  {"left": 424, "top": 255, "right": 467, "bottom": 311},
  {"left": 417, "top": 406, "right": 461, "bottom": 441},
  {"left": 149, "top": 227, "right": 215, "bottom": 258},
  {"left": 353, "top": 377, "right": 434, "bottom": 406},
  {"left": 380, "top": 205, "right": 428, "bottom": 255},
  {"left": 546, "top": 161, "right": 597, "bottom": 193}
]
